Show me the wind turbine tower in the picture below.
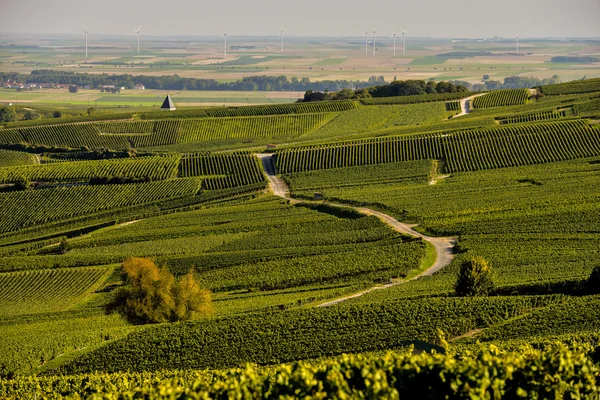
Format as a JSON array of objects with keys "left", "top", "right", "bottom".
[
  {"left": 84, "top": 27, "right": 88, "bottom": 59},
  {"left": 402, "top": 30, "right": 407, "bottom": 56},
  {"left": 280, "top": 27, "right": 284, "bottom": 53},
  {"left": 391, "top": 29, "right": 397, "bottom": 57},
  {"left": 372, "top": 30, "right": 376, "bottom": 56},
  {"left": 134, "top": 26, "right": 141, "bottom": 54},
  {"left": 364, "top": 29, "right": 369, "bottom": 55},
  {"left": 222, "top": 32, "right": 227, "bottom": 59},
  {"left": 516, "top": 34, "right": 519, "bottom": 54}
]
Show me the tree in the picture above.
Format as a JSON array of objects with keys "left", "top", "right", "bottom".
[
  {"left": 23, "top": 110, "right": 40, "bottom": 120},
  {"left": 13, "top": 177, "right": 30, "bottom": 191},
  {"left": 483, "top": 74, "right": 490, "bottom": 81},
  {"left": 68, "top": 85, "right": 78, "bottom": 93},
  {"left": 589, "top": 265, "right": 600, "bottom": 293},
  {"left": 87, "top": 107, "right": 95, "bottom": 116},
  {"left": 0, "top": 107, "right": 16, "bottom": 123},
  {"left": 112, "top": 258, "right": 213, "bottom": 324},
  {"left": 52, "top": 110, "right": 62, "bottom": 118},
  {"left": 455, "top": 256, "right": 495, "bottom": 297},
  {"left": 173, "top": 269, "right": 214, "bottom": 321}
]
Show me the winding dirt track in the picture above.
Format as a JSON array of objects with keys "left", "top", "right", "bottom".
[
  {"left": 454, "top": 93, "right": 486, "bottom": 117},
  {"left": 256, "top": 154, "right": 455, "bottom": 307}
]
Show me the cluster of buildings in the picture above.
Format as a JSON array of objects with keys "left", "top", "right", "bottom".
[
  {"left": 1, "top": 81, "right": 146, "bottom": 91},
  {"left": 1, "top": 80, "right": 74, "bottom": 90}
]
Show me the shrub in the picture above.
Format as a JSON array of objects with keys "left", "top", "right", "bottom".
[
  {"left": 589, "top": 265, "right": 600, "bottom": 293},
  {"left": 112, "top": 258, "right": 213, "bottom": 324},
  {"left": 455, "top": 256, "right": 495, "bottom": 297},
  {"left": 13, "top": 177, "right": 30, "bottom": 191}
]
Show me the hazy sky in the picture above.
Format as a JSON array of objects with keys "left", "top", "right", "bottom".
[{"left": 1, "top": 0, "right": 599, "bottom": 38}]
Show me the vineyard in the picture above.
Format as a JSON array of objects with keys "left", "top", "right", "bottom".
[
  {"left": 540, "top": 78, "right": 600, "bottom": 95},
  {"left": 0, "top": 266, "right": 112, "bottom": 316},
  {"left": 138, "top": 100, "right": 358, "bottom": 119},
  {"left": 472, "top": 89, "right": 529, "bottom": 108},
  {"left": 445, "top": 101, "right": 461, "bottom": 112},
  {"left": 497, "top": 109, "right": 569, "bottom": 124},
  {"left": 0, "top": 177, "right": 201, "bottom": 233},
  {"left": 1, "top": 82, "right": 600, "bottom": 390},
  {"left": 3, "top": 343, "right": 600, "bottom": 398},
  {"left": 0, "top": 149, "right": 39, "bottom": 167},
  {"left": 275, "top": 120, "right": 600, "bottom": 173},
  {"left": 360, "top": 91, "right": 471, "bottom": 105},
  {"left": 0, "top": 113, "right": 338, "bottom": 150},
  {"left": 178, "top": 152, "right": 266, "bottom": 189},
  {"left": 0, "top": 156, "right": 180, "bottom": 183}
]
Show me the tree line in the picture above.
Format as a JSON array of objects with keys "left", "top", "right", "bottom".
[
  {"left": 299, "top": 79, "right": 468, "bottom": 102},
  {"left": 0, "top": 70, "right": 383, "bottom": 92}
]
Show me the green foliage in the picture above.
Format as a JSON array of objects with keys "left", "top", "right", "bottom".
[
  {"left": 472, "top": 89, "right": 529, "bottom": 108},
  {"left": 23, "top": 110, "right": 40, "bottom": 121},
  {"left": 360, "top": 91, "right": 470, "bottom": 105},
  {"left": 54, "top": 295, "right": 557, "bottom": 373},
  {"left": 0, "top": 107, "right": 17, "bottom": 123},
  {"left": 445, "top": 100, "right": 461, "bottom": 111},
  {"left": 307, "top": 102, "right": 454, "bottom": 139},
  {"left": 0, "top": 177, "right": 201, "bottom": 233},
  {"left": 178, "top": 152, "right": 266, "bottom": 189},
  {"left": 497, "top": 109, "right": 569, "bottom": 124},
  {"left": 0, "top": 266, "right": 112, "bottom": 316},
  {"left": 540, "top": 78, "right": 600, "bottom": 95},
  {"left": 0, "top": 156, "right": 180, "bottom": 184},
  {"left": 4, "top": 343, "right": 600, "bottom": 398},
  {"left": 114, "top": 257, "right": 213, "bottom": 324},
  {"left": 455, "top": 256, "right": 495, "bottom": 297},
  {"left": 275, "top": 120, "right": 600, "bottom": 174},
  {"left": 589, "top": 266, "right": 600, "bottom": 292},
  {"left": 0, "top": 114, "right": 337, "bottom": 150},
  {"left": 0, "top": 149, "right": 38, "bottom": 167}
]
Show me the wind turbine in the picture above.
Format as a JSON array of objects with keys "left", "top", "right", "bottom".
[
  {"left": 280, "top": 27, "right": 284, "bottom": 53},
  {"left": 222, "top": 32, "right": 227, "bottom": 59},
  {"left": 84, "top": 26, "right": 88, "bottom": 59},
  {"left": 401, "top": 29, "right": 407, "bottom": 56},
  {"left": 134, "top": 26, "right": 141, "bottom": 54},
  {"left": 364, "top": 29, "right": 368, "bottom": 55},
  {"left": 372, "top": 30, "right": 376, "bottom": 56},
  {"left": 391, "top": 29, "right": 397, "bottom": 57},
  {"left": 516, "top": 33, "right": 520, "bottom": 54}
]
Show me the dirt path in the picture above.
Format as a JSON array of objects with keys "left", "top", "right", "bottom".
[
  {"left": 454, "top": 93, "right": 486, "bottom": 117},
  {"left": 256, "top": 154, "right": 455, "bottom": 307}
]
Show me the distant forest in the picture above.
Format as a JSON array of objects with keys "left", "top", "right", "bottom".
[
  {"left": 0, "top": 70, "right": 385, "bottom": 92},
  {"left": 0, "top": 70, "right": 562, "bottom": 93}
]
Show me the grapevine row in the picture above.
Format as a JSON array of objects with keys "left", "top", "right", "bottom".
[
  {"left": 445, "top": 101, "right": 461, "bottom": 111},
  {"left": 0, "top": 178, "right": 202, "bottom": 233},
  {"left": 360, "top": 92, "right": 471, "bottom": 105},
  {"left": 274, "top": 120, "right": 600, "bottom": 174},
  {"left": 0, "top": 149, "right": 39, "bottom": 167},
  {"left": 472, "top": 89, "right": 529, "bottom": 108},
  {"left": 179, "top": 152, "right": 265, "bottom": 190},
  {"left": 540, "top": 78, "right": 600, "bottom": 95},
  {"left": 0, "top": 156, "right": 180, "bottom": 184},
  {"left": 497, "top": 109, "right": 569, "bottom": 124}
]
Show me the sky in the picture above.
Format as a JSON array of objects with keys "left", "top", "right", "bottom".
[{"left": 1, "top": 0, "right": 599, "bottom": 38}]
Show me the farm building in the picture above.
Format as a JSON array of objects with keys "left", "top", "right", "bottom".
[{"left": 134, "top": 84, "right": 145, "bottom": 90}]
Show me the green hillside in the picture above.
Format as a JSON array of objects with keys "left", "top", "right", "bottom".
[{"left": 1, "top": 79, "right": 600, "bottom": 397}]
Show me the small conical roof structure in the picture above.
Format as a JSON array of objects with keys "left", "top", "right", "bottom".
[{"left": 160, "top": 95, "right": 176, "bottom": 111}]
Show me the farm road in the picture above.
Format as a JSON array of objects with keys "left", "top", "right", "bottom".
[
  {"left": 455, "top": 93, "right": 486, "bottom": 117},
  {"left": 256, "top": 154, "right": 455, "bottom": 307}
]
